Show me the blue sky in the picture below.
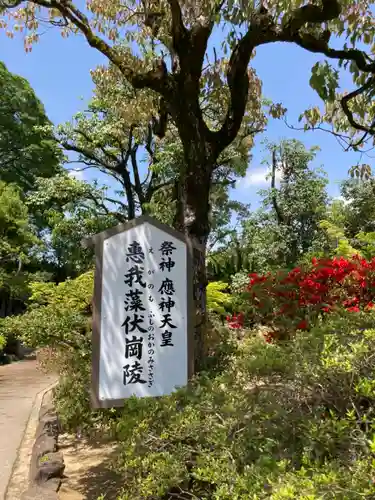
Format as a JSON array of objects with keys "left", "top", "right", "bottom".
[{"left": 0, "top": 24, "right": 369, "bottom": 210}]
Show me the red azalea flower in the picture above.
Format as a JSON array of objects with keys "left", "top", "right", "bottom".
[
  {"left": 297, "top": 319, "right": 308, "bottom": 330},
  {"left": 347, "top": 306, "right": 360, "bottom": 313},
  {"left": 264, "top": 332, "right": 274, "bottom": 343},
  {"left": 226, "top": 313, "right": 244, "bottom": 329},
  {"left": 343, "top": 297, "right": 359, "bottom": 306},
  {"left": 246, "top": 256, "right": 375, "bottom": 339}
]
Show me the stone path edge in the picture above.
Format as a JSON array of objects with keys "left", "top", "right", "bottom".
[{"left": 5, "top": 380, "right": 64, "bottom": 500}]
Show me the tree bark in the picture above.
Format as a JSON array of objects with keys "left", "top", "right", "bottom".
[
  {"left": 119, "top": 168, "right": 135, "bottom": 220},
  {"left": 172, "top": 150, "right": 213, "bottom": 371},
  {"left": 169, "top": 98, "right": 212, "bottom": 369},
  {"left": 271, "top": 149, "right": 284, "bottom": 226}
]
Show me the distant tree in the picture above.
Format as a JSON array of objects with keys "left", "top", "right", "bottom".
[
  {"left": 340, "top": 179, "right": 375, "bottom": 238},
  {"left": 0, "top": 181, "right": 39, "bottom": 272},
  {"left": 210, "top": 140, "right": 329, "bottom": 278},
  {"left": 0, "top": 61, "right": 62, "bottom": 191},
  {"left": 317, "top": 179, "right": 375, "bottom": 259},
  {"left": 27, "top": 173, "right": 120, "bottom": 279},
  {"left": 0, "top": 180, "right": 47, "bottom": 311},
  {"left": 258, "top": 140, "right": 329, "bottom": 267}
]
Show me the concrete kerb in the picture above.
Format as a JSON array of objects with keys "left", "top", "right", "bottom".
[{"left": 5, "top": 380, "right": 61, "bottom": 500}]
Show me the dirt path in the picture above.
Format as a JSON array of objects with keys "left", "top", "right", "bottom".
[
  {"left": 0, "top": 359, "right": 56, "bottom": 499},
  {"left": 58, "top": 434, "right": 123, "bottom": 500}
]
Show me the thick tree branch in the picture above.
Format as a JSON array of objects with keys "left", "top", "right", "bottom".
[
  {"left": 211, "top": 0, "right": 375, "bottom": 153},
  {"left": 283, "top": 0, "right": 341, "bottom": 34},
  {"left": 167, "top": 0, "right": 188, "bottom": 54},
  {"left": 210, "top": 10, "right": 276, "bottom": 152},
  {"left": 143, "top": 122, "right": 158, "bottom": 203},
  {"left": 280, "top": 0, "right": 375, "bottom": 85},
  {"left": 116, "top": 126, "right": 136, "bottom": 219},
  {"left": 7, "top": 0, "right": 375, "bottom": 165},
  {"left": 271, "top": 149, "right": 284, "bottom": 225},
  {"left": 120, "top": 167, "right": 136, "bottom": 219},
  {"left": 61, "top": 141, "right": 117, "bottom": 172},
  {"left": 166, "top": 0, "right": 215, "bottom": 79},
  {"left": 144, "top": 122, "right": 154, "bottom": 160},
  {"left": 293, "top": 35, "right": 375, "bottom": 74},
  {"left": 130, "top": 145, "right": 146, "bottom": 208},
  {"left": 341, "top": 78, "right": 375, "bottom": 135},
  {"left": 152, "top": 97, "right": 169, "bottom": 139},
  {"left": 121, "top": 124, "right": 135, "bottom": 163},
  {"left": 20, "top": 0, "right": 172, "bottom": 94}
]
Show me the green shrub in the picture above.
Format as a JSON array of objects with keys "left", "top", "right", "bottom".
[
  {"left": 0, "top": 271, "right": 93, "bottom": 349},
  {"left": 103, "top": 310, "right": 375, "bottom": 499},
  {"left": 0, "top": 332, "right": 6, "bottom": 352},
  {"left": 206, "top": 281, "right": 233, "bottom": 315},
  {"left": 230, "top": 271, "right": 249, "bottom": 294},
  {"left": 0, "top": 271, "right": 100, "bottom": 430},
  {"left": 4, "top": 267, "right": 375, "bottom": 499}
]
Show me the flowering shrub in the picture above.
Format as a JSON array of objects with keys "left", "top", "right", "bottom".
[
  {"left": 226, "top": 312, "right": 244, "bottom": 329},
  {"left": 111, "top": 310, "right": 375, "bottom": 499},
  {"left": 229, "top": 256, "right": 375, "bottom": 341}
]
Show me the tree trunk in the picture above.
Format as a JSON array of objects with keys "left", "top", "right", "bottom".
[
  {"left": 172, "top": 153, "right": 213, "bottom": 372},
  {"left": 119, "top": 170, "right": 135, "bottom": 220},
  {"left": 169, "top": 54, "right": 219, "bottom": 371}
]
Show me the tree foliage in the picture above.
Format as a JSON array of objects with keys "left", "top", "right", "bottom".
[
  {"left": 27, "top": 173, "right": 120, "bottom": 277},
  {"left": 206, "top": 281, "right": 233, "bottom": 315},
  {"left": 210, "top": 140, "right": 329, "bottom": 278},
  {"left": 0, "top": 61, "right": 61, "bottom": 191},
  {"left": 55, "top": 64, "right": 257, "bottom": 226},
  {"left": 10, "top": 298, "right": 375, "bottom": 499},
  {"left": 0, "top": 271, "right": 93, "bottom": 351},
  {"left": 340, "top": 178, "right": 375, "bottom": 237},
  {"left": 257, "top": 140, "right": 329, "bottom": 267},
  {"left": 2, "top": 0, "right": 374, "bottom": 149},
  {"left": 3, "top": 0, "right": 372, "bottom": 246},
  {"left": 0, "top": 181, "right": 39, "bottom": 267},
  {"left": 0, "top": 179, "right": 50, "bottom": 356}
]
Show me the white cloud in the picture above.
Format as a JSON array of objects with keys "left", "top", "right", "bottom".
[
  {"left": 68, "top": 169, "right": 85, "bottom": 181},
  {"left": 333, "top": 195, "right": 352, "bottom": 206},
  {"left": 238, "top": 167, "right": 283, "bottom": 189}
]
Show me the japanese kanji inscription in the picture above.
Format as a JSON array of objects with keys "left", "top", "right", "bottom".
[{"left": 83, "top": 215, "right": 194, "bottom": 408}]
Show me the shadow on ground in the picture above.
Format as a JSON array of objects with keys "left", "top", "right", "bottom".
[
  {"left": 77, "top": 450, "right": 124, "bottom": 500},
  {"left": 59, "top": 435, "right": 125, "bottom": 500}
]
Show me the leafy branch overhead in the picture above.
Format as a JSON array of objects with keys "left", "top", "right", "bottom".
[
  {"left": 56, "top": 108, "right": 167, "bottom": 220},
  {"left": 2, "top": 0, "right": 375, "bottom": 149},
  {"left": 54, "top": 56, "right": 258, "bottom": 222}
]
